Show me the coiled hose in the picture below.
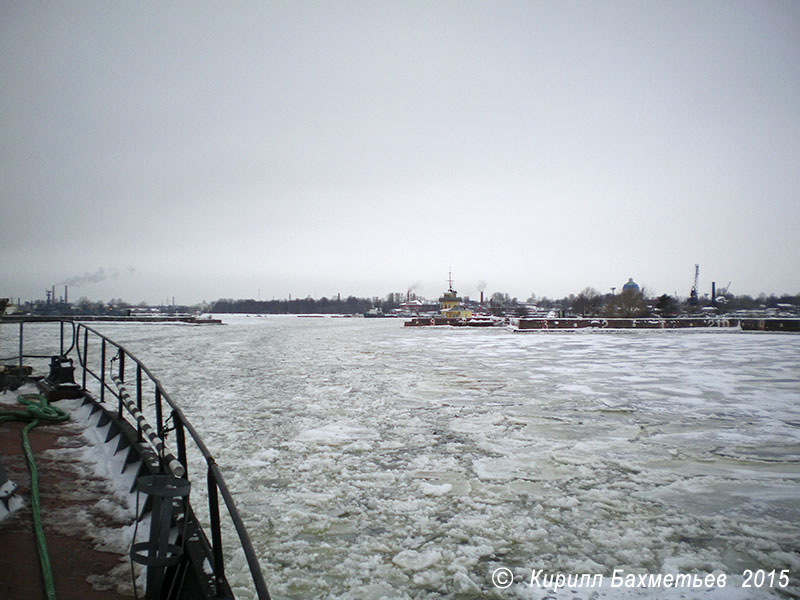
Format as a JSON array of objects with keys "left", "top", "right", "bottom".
[{"left": 0, "top": 393, "right": 69, "bottom": 600}]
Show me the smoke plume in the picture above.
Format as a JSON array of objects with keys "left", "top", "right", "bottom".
[{"left": 58, "top": 266, "right": 135, "bottom": 287}]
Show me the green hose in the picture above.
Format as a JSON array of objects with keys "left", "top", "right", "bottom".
[{"left": 1, "top": 393, "right": 69, "bottom": 600}]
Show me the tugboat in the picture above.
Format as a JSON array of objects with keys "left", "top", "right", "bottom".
[
  {"left": 0, "top": 318, "right": 270, "bottom": 599},
  {"left": 404, "top": 271, "right": 504, "bottom": 327}
]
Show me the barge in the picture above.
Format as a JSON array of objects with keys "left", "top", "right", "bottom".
[
  {"left": 515, "top": 317, "right": 800, "bottom": 332},
  {"left": 404, "top": 316, "right": 507, "bottom": 327},
  {"left": 405, "top": 315, "right": 800, "bottom": 331},
  {"left": 0, "top": 318, "right": 269, "bottom": 599}
]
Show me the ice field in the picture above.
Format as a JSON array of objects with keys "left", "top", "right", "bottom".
[{"left": 4, "top": 316, "right": 799, "bottom": 599}]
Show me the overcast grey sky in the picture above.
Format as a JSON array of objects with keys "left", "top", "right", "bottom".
[{"left": 2, "top": 1, "right": 798, "bottom": 305}]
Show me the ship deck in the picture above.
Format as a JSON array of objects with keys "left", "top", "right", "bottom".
[{"left": 0, "top": 392, "right": 132, "bottom": 600}]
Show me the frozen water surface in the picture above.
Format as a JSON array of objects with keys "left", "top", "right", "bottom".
[{"left": 5, "top": 316, "right": 799, "bottom": 599}]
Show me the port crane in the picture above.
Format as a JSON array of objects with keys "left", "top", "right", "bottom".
[
  {"left": 689, "top": 264, "right": 699, "bottom": 305},
  {"left": 715, "top": 281, "right": 732, "bottom": 305}
]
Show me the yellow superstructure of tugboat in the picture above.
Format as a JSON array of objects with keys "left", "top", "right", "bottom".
[{"left": 440, "top": 272, "right": 473, "bottom": 319}]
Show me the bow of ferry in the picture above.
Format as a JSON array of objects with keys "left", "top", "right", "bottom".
[{"left": 0, "top": 317, "right": 270, "bottom": 599}]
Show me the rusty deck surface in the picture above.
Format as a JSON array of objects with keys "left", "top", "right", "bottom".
[{"left": 0, "top": 392, "right": 133, "bottom": 600}]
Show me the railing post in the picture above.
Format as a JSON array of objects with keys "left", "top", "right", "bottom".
[
  {"left": 174, "top": 413, "right": 187, "bottom": 478},
  {"left": 82, "top": 328, "right": 88, "bottom": 390},
  {"left": 59, "top": 321, "right": 64, "bottom": 356},
  {"left": 155, "top": 387, "right": 163, "bottom": 438},
  {"left": 118, "top": 352, "right": 125, "bottom": 417},
  {"left": 100, "top": 339, "right": 106, "bottom": 403},
  {"left": 18, "top": 321, "right": 23, "bottom": 371},
  {"left": 155, "top": 387, "right": 163, "bottom": 471},
  {"left": 207, "top": 466, "right": 226, "bottom": 594},
  {"left": 136, "top": 365, "right": 143, "bottom": 439}
]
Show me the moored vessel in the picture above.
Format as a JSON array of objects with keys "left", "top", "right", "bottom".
[{"left": 404, "top": 271, "right": 506, "bottom": 327}]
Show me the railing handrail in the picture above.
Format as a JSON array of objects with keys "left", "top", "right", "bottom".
[
  {"left": 0, "top": 318, "right": 76, "bottom": 364},
  {"left": 75, "top": 323, "right": 271, "bottom": 600},
  {"left": 2, "top": 318, "right": 270, "bottom": 600},
  {"left": 76, "top": 323, "right": 215, "bottom": 459}
]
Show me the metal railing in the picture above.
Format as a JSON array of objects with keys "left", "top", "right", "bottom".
[
  {"left": 1, "top": 318, "right": 270, "bottom": 599},
  {"left": 0, "top": 317, "right": 76, "bottom": 368}
]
